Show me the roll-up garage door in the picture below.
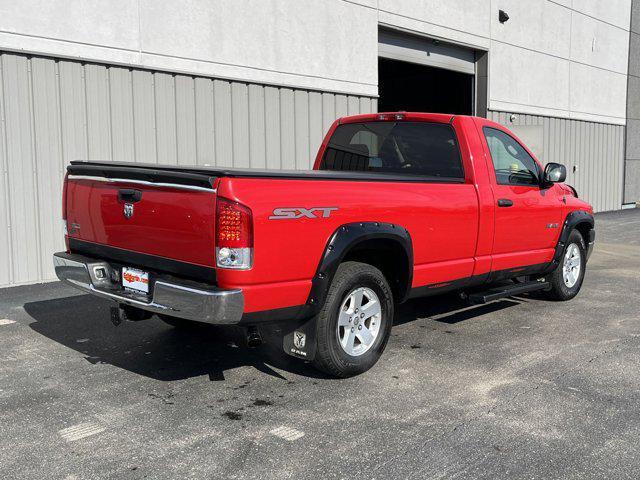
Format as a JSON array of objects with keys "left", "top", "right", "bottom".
[{"left": 379, "top": 29, "right": 476, "bottom": 75}]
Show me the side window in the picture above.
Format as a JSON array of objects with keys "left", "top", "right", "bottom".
[{"left": 483, "top": 127, "right": 540, "bottom": 186}]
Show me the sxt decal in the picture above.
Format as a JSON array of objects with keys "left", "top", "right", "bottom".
[{"left": 269, "top": 207, "right": 338, "bottom": 220}]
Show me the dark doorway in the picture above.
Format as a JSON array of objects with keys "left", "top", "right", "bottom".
[{"left": 378, "top": 57, "right": 474, "bottom": 115}]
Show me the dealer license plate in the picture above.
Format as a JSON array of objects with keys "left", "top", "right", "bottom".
[{"left": 122, "top": 267, "right": 149, "bottom": 293}]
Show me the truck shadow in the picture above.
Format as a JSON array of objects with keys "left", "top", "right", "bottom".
[
  {"left": 24, "top": 291, "right": 522, "bottom": 382},
  {"left": 395, "top": 292, "right": 521, "bottom": 326}
]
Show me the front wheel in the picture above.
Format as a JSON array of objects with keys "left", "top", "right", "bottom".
[
  {"left": 313, "top": 261, "right": 394, "bottom": 378},
  {"left": 542, "top": 229, "right": 587, "bottom": 300}
]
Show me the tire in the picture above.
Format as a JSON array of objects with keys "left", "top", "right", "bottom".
[
  {"left": 313, "top": 261, "right": 394, "bottom": 378},
  {"left": 542, "top": 229, "right": 587, "bottom": 301},
  {"left": 158, "top": 314, "right": 202, "bottom": 330}
]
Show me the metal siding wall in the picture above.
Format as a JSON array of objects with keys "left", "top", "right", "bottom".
[
  {"left": 488, "top": 111, "right": 625, "bottom": 213},
  {"left": 1, "top": 54, "right": 40, "bottom": 285},
  {"left": 0, "top": 56, "right": 10, "bottom": 286},
  {"left": 0, "top": 51, "right": 377, "bottom": 287},
  {"left": 132, "top": 70, "right": 157, "bottom": 163}
]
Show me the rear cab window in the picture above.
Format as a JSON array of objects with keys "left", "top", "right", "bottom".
[{"left": 320, "top": 121, "right": 464, "bottom": 181}]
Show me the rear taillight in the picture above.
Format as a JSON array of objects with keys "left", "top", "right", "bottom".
[{"left": 215, "top": 197, "right": 253, "bottom": 269}]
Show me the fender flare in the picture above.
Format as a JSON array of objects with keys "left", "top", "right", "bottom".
[
  {"left": 305, "top": 222, "right": 414, "bottom": 316},
  {"left": 549, "top": 210, "right": 595, "bottom": 270},
  {"left": 277, "top": 222, "right": 413, "bottom": 362}
]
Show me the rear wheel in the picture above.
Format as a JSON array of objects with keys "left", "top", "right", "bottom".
[
  {"left": 542, "top": 229, "right": 586, "bottom": 300},
  {"left": 313, "top": 261, "right": 394, "bottom": 378}
]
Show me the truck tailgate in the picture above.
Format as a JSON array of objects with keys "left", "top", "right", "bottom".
[{"left": 65, "top": 171, "right": 217, "bottom": 268}]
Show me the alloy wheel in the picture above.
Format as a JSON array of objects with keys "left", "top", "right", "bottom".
[{"left": 336, "top": 287, "right": 382, "bottom": 356}]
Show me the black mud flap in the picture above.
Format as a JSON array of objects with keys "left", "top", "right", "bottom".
[{"left": 281, "top": 316, "right": 318, "bottom": 361}]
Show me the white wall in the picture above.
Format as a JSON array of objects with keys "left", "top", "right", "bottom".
[
  {"left": 488, "top": 0, "right": 630, "bottom": 124},
  {"left": 0, "top": 0, "right": 379, "bottom": 96},
  {"left": 377, "top": 0, "right": 631, "bottom": 124},
  {"left": 0, "top": 0, "right": 632, "bottom": 122}
]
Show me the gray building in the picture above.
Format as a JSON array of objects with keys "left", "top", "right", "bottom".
[{"left": 0, "top": 0, "right": 638, "bottom": 288}]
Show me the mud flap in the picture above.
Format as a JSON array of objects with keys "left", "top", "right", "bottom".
[{"left": 281, "top": 316, "right": 318, "bottom": 361}]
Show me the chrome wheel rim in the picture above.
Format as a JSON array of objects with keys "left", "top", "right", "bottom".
[
  {"left": 337, "top": 287, "right": 382, "bottom": 357},
  {"left": 562, "top": 243, "right": 582, "bottom": 288}
]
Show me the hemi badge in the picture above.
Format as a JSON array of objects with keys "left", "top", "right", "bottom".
[{"left": 546, "top": 223, "right": 559, "bottom": 229}]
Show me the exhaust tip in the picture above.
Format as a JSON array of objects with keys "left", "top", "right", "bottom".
[{"left": 246, "top": 326, "right": 262, "bottom": 348}]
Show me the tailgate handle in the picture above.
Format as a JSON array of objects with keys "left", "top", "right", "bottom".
[{"left": 118, "top": 189, "right": 142, "bottom": 203}]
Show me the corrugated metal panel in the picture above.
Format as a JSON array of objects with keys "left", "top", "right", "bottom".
[
  {"left": 213, "top": 79, "right": 233, "bottom": 168},
  {"left": 194, "top": 77, "right": 215, "bottom": 166},
  {"left": 154, "top": 72, "right": 177, "bottom": 165},
  {"left": 109, "top": 67, "right": 135, "bottom": 161},
  {"left": 0, "top": 51, "right": 376, "bottom": 287},
  {"left": 231, "top": 82, "right": 250, "bottom": 168},
  {"left": 264, "top": 86, "right": 281, "bottom": 170},
  {"left": 85, "top": 63, "right": 112, "bottom": 161},
  {"left": 31, "top": 57, "right": 64, "bottom": 279},
  {"left": 488, "top": 110, "right": 625, "bottom": 213},
  {"left": 132, "top": 70, "right": 157, "bottom": 163},
  {"left": 279, "top": 88, "right": 295, "bottom": 170},
  {"left": 175, "top": 75, "right": 197, "bottom": 166},
  {"left": 248, "top": 84, "right": 266, "bottom": 169},
  {"left": 1, "top": 54, "right": 40, "bottom": 285},
  {"left": 294, "top": 90, "right": 310, "bottom": 170},
  {"left": 0, "top": 55, "right": 11, "bottom": 286}
]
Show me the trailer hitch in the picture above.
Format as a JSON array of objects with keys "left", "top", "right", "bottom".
[{"left": 110, "top": 304, "right": 153, "bottom": 326}]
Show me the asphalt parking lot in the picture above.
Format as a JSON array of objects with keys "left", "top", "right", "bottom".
[{"left": 1, "top": 209, "right": 639, "bottom": 479}]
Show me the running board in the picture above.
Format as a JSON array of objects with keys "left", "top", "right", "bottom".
[{"left": 467, "top": 281, "right": 550, "bottom": 305}]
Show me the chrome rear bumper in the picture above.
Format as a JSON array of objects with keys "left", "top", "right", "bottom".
[{"left": 53, "top": 252, "right": 244, "bottom": 324}]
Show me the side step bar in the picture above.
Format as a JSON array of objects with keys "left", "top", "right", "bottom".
[{"left": 467, "top": 281, "right": 550, "bottom": 305}]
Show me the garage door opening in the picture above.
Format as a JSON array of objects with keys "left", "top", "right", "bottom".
[
  {"left": 378, "top": 57, "right": 474, "bottom": 115},
  {"left": 378, "top": 29, "right": 482, "bottom": 116}
]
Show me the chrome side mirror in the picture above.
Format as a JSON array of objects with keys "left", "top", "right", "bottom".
[{"left": 543, "top": 162, "right": 566, "bottom": 184}]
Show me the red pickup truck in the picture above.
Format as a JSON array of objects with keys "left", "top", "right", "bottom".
[{"left": 54, "top": 112, "right": 595, "bottom": 377}]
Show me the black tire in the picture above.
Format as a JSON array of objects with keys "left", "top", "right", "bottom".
[
  {"left": 158, "top": 314, "right": 202, "bottom": 330},
  {"left": 313, "top": 261, "right": 394, "bottom": 378},
  {"left": 542, "top": 229, "right": 587, "bottom": 301}
]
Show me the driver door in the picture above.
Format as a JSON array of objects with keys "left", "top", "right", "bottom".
[{"left": 478, "top": 122, "right": 563, "bottom": 272}]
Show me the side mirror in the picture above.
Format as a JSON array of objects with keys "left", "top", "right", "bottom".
[{"left": 543, "top": 162, "right": 566, "bottom": 184}]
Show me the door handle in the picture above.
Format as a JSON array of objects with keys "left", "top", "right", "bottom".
[
  {"left": 497, "top": 198, "right": 513, "bottom": 207},
  {"left": 118, "top": 189, "right": 142, "bottom": 203}
]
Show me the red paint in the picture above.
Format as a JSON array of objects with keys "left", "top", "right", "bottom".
[
  {"left": 64, "top": 113, "right": 593, "bottom": 314},
  {"left": 66, "top": 180, "right": 217, "bottom": 267}
]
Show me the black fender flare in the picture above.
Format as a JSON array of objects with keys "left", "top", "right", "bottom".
[
  {"left": 305, "top": 222, "right": 414, "bottom": 315},
  {"left": 278, "top": 222, "right": 413, "bottom": 361},
  {"left": 547, "top": 210, "right": 595, "bottom": 271}
]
